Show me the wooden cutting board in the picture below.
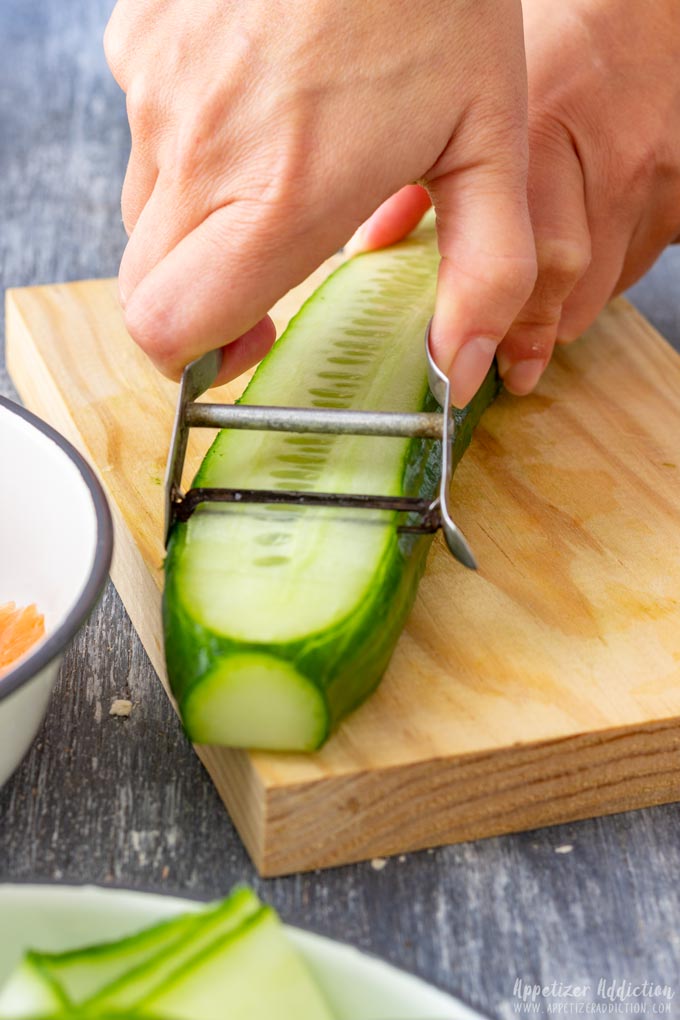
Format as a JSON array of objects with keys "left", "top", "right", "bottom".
[{"left": 6, "top": 268, "right": 680, "bottom": 876}]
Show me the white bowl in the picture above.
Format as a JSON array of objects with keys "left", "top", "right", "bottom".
[
  {"left": 0, "top": 884, "right": 482, "bottom": 1020},
  {"left": 0, "top": 398, "right": 112, "bottom": 787}
]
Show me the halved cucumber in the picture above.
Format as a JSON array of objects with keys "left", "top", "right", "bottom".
[{"left": 164, "top": 222, "right": 500, "bottom": 750}]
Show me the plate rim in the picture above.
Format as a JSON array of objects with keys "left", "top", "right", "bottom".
[
  {"left": 0, "top": 881, "right": 488, "bottom": 1020},
  {"left": 0, "top": 398, "right": 113, "bottom": 702}
]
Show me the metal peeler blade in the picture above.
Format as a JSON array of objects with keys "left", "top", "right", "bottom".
[
  {"left": 424, "top": 322, "right": 478, "bottom": 569},
  {"left": 163, "top": 322, "right": 477, "bottom": 569}
]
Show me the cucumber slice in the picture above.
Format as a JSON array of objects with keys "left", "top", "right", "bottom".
[
  {"left": 10, "top": 1015, "right": 172, "bottom": 1019},
  {"left": 164, "top": 222, "right": 500, "bottom": 750},
  {"left": 81, "top": 888, "right": 260, "bottom": 1013},
  {"left": 0, "top": 892, "right": 335, "bottom": 1020},
  {"left": 0, "top": 892, "right": 258, "bottom": 1018},
  {"left": 0, "top": 955, "right": 66, "bottom": 1019},
  {"left": 6, "top": 1014, "right": 178, "bottom": 1019},
  {"left": 138, "top": 906, "right": 335, "bottom": 1020},
  {"left": 24, "top": 910, "right": 195, "bottom": 1006}
]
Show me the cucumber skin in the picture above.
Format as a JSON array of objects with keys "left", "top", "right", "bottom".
[{"left": 163, "top": 353, "right": 500, "bottom": 749}]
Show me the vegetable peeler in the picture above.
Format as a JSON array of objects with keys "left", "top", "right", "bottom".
[{"left": 164, "top": 321, "right": 478, "bottom": 569}]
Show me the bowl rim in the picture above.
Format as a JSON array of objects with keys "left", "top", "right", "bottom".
[
  {"left": 0, "top": 396, "right": 113, "bottom": 702},
  {"left": 0, "top": 880, "right": 489, "bottom": 1019}
]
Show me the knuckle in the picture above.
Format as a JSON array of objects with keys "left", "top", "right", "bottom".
[
  {"left": 120, "top": 182, "right": 141, "bottom": 237},
  {"left": 493, "top": 249, "right": 538, "bottom": 308},
  {"left": 513, "top": 302, "right": 561, "bottom": 331},
  {"left": 537, "top": 236, "right": 591, "bottom": 285},
  {"left": 103, "top": 16, "right": 127, "bottom": 86},
  {"left": 617, "top": 141, "right": 657, "bottom": 210},
  {"left": 125, "top": 78, "right": 155, "bottom": 133},
  {"left": 241, "top": 134, "right": 312, "bottom": 213},
  {"left": 461, "top": 249, "right": 538, "bottom": 311},
  {"left": 532, "top": 236, "right": 591, "bottom": 309},
  {"left": 517, "top": 249, "right": 539, "bottom": 302},
  {"left": 528, "top": 114, "right": 572, "bottom": 158},
  {"left": 165, "top": 109, "right": 233, "bottom": 194}
]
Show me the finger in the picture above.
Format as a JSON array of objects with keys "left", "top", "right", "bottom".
[
  {"left": 122, "top": 200, "right": 350, "bottom": 379},
  {"left": 119, "top": 82, "right": 163, "bottom": 238},
  {"left": 557, "top": 229, "right": 628, "bottom": 342},
  {"left": 428, "top": 143, "right": 537, "bottom": 407},
  {"left": 103, "top": 7, "right": 128, "bottom": 90},
  {"left": 615, "top": 239, "right": 670, "bottom": 295},
  {"left": 614, "top": 206, "right": 680, "bottom": 293},
  {"left": 345, "top": 185, "right": 432, "bottom": 255},
  {"left": 498, "top": 126, "right": 591, "bottom": 395},
  {"left": 215, "top": 315, "right": 277, "bottom": 385},
  {"left": 118, "top": 172, "right": 212, "bottom": 306},
  {"left": 121, "top": 150, "right": 158, "bottom": 238}
]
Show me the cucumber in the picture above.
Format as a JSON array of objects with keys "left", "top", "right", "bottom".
[
  {"left": 137, "top": 906, "right": 335, "bottom": 1020},
  {"left": 1, "top": 1015, "right": 169, "bottom": 1019},
  {"left": 0, "top": 890, "right": 335, "bottom": 1020},
  {"left": 0, "top": 891, "right": 258, "bottom": 1019},
  {"left": 164, "top": 222, "right": 500, "bottom": 751},
  {"left": 22, "top": 911, "right": 196, "bottom": 1007},
  {"left": 0, "top": 956, "right": 65, "bottom": 1019},
  {"left": 81, "top": 888, "right": 259, "bottom": 1013}
]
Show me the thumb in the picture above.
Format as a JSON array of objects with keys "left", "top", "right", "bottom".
[{"left": 428, "top": 154, "right": 537, "bottom": 408}]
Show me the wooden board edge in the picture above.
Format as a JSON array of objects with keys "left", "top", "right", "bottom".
[
  {"left": 258, "top": 717, "right": 680, "bottom": 875},
  {"left": 194, "top": 744, "right": 268, "bottom": 868},
  {"left": 6, "top": 288, "right": 165, "bottom": 678},
  {"left": 5, "top": 286, "right": 271, "bottom": 869}
]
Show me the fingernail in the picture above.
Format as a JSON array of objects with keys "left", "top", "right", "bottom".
[
  {"left": 344, "top": 224, "right": 369, "bottom": 256},
  {"left": 503, "top": 358, "right": 545, "bottom": 396},
  {"left": 449, "top": 337, "right": 498, "bottom": 408}
]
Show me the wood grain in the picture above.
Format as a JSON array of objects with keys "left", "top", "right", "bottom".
[{"left": 6, "top": 276, "right": 680, "bottom": 876}]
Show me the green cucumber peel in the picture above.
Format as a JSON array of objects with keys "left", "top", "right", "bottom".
[
  {"left": 164, "top": 223, "right": 501, "bottom": 751},
  {"left": 78, "top": 889, "right": 260, "bottom": 1013}
]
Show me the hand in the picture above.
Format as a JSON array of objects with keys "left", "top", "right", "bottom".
[
  {"left": 356, "top": 0, "right": 680, "bottom": 396},
  {"left": 104, "top": 0, "right": 536, "bottom": 397}
]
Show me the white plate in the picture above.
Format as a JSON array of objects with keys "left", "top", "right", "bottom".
[
  {"left": 0, "top": 399, "right": 112, "bottom": 788},
  {"left": 0, "top": 884, "right": 483, "bottom": 1020}
]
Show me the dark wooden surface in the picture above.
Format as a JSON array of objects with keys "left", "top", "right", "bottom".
[{"left": 1, "top": 3, "right": 680, "bottom": 1018}]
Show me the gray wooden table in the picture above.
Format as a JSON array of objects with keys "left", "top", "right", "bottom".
[{"left": 1, "top": 3, "right": 679, "bottom": 1018}]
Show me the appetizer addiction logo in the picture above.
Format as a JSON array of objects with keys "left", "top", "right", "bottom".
[{"left": 509, "top": 977, "right": 675, "bottom": 1014}]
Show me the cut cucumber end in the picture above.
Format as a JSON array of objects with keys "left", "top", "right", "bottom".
[{"left": 182, "top": 653, "right": 329, "bottom": 751}]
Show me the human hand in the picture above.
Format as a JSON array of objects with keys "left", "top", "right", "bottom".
[
  {"left": 355, "top": 0, "right": 680, "bottom": 396},
  {"left": 104, "top": 0, "right": 536, "bottom": 397}
]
